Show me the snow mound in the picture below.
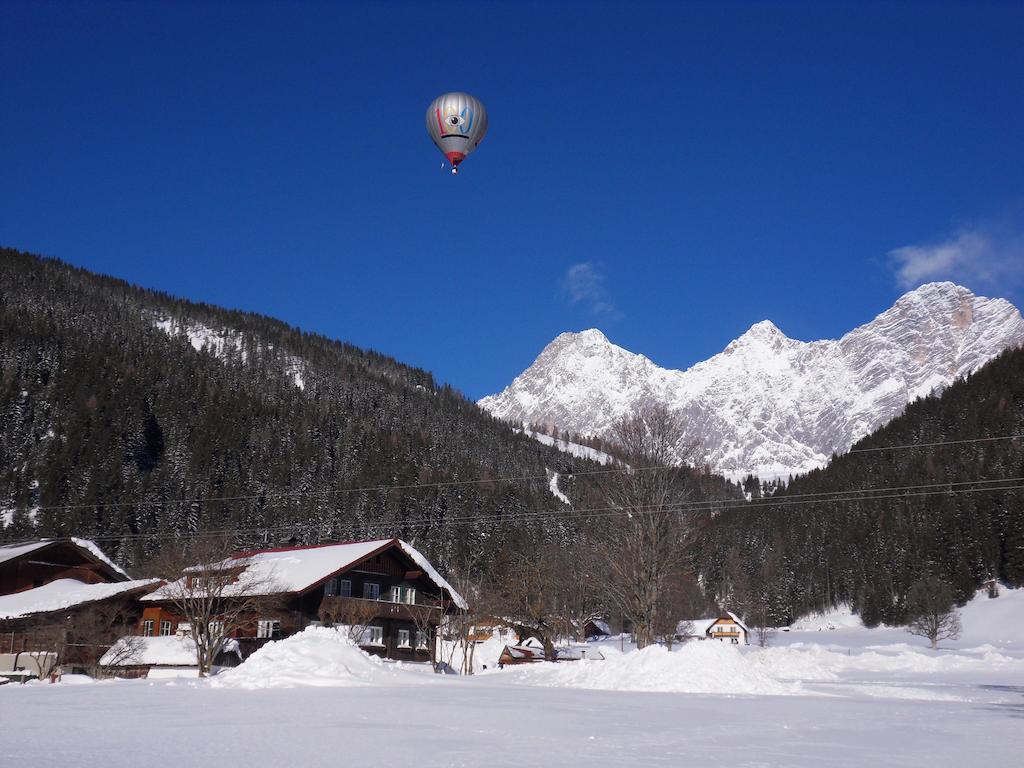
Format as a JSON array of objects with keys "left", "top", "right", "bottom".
[
  {"left": 752, "top": 642, "right": 1024, "bottom": 684},
  {"left": 508, "top": 642, "right": 799, "bottom": 696},
  {"left": 213, "top": 627, "right": 394, "bottom": 689}
]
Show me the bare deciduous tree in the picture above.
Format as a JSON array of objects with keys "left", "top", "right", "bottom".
[
  {"left": 751, "top": 546, "right": 782, "bottom": 647},
  {"left": 489, "top": 544, "right": 561, "bottom": 660},
  {"left": 550, "top": 539, "right": 608, "bottom": 643},
  {"left": 752, "top": 613, "right": 776, "bottom": 648},
  {"left": 906, "top": 576, "right": 962, "bottom": 650},
  {"left": 443, "top": 556, "right": 494, "bottom": 675},
  {"left": 95, "top": 633, "right": 144, "bottom": 676},
  {"left": 651, "top": 572, "right": 698, "bottom": 649},
  {"left": 150, "top": 537, "right": 281, "bottom": 677},
  {"left": 320, "top": 597, "right": 380, "bottom": 644},
  {"left": 76, "top": 598, "right": 146, "bottom": 677},
  {"left": 18, "top": 597, "right": 144, "bottom": 679},
  {"left": 407, "top": 602, "right": 440, "bottom": 667},
  {"left": 590, "top": 403, "right": 702, "bottom": 649}
]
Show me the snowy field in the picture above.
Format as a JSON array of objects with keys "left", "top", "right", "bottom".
[{"left": 3, "top": 590, "right": 1023, "bottom": 767}]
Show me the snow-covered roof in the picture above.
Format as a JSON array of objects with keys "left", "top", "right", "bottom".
[
  {"left": 0, "top": 578, "right": 159, "bottom": 620},
  {"left": 0, "top": 540, "right": 51, "bottom": 566},
  {"left": 678, "top": 613, "right": 750, "bottom": 637},
  {"left": 69, "top": 537, "right": 130, "bottom": 579},
  {"left": 723, "top": 612, "right": 751, "bottom": 633},
  {"left": 589, "top": 619, "right": 612, "bottom": 636},
  {"left": 0, "top": 537, "right": 129, "bottom": 579},
  {"left": 143, "top": 538, "right": 467, "bottom": 609},
  {"left": 500, "top": 644, "right": 603, "bottom": 662},
  {"left": 396, "top": 540, "right": 467, "bottom": 610},
  {"left": 101, "top": 635, "right": 241, "bottom": 667}
]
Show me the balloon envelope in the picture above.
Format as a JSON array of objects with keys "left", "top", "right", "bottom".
[{"left": 426, "top": 92, "right": 488, "bottom": 169}]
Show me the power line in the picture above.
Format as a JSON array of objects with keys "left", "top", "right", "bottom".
[
  {"left": 14, "top": 432, "right": 1024, "bottom": 515},
  {"left": 15, "top": 475, "right": 1024, "bottom": 545},
  {"left": 846, "top": 433, "right": 1024, "bottom": 454}
]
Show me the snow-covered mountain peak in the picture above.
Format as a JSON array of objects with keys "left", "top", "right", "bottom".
[
  {"left": 564, "top": 328, "right": 610, "bottom": 345},
  {"left": 724, "top": 320, "right": 795, "bottom": 355},
  {"left": 480, "top": 284, "right": 1024, "bottom": 479}
]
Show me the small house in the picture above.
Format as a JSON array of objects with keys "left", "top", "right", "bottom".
[
  {"left": 498, "top": 640, "right": 604, "bottom": 667},
  {"left": 677, "top": 611, "right": 750, "bottom": 645},
  {"left": 0, "top": 537, "right": 130, "bottom": 594},
  {"left": 100, "top": 634, "right": 243, "bottom": 678}
]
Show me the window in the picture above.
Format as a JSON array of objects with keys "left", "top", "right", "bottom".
[
  {"left": 368, "top": 625, "right": 384, "bottom": 645},
  {"left": 363, "top": 582, "right": 380, "bottom": 600},
  {"left": 142, "top": 620, "right": 154, "bottom": 637},
  {"left": 416, "top": 630, "right": 428, "bottom": 650},
  {"left": 398, "top": 629, "right": 411, "bottom": 648},
  {"left": 207, "top": 621, "right": 223, "bottom": 638},
  {"left": 390, "top": 585, "right": 417, "bottom": 604},
  {"left": 257, "top": 619, "right": 281, "bottom": 639},
  {"left": 325, "top": 577, "right": 352, "bottom": 597},
  {"left": 159, "top": 620, "right": 172, "bottom": 637}
]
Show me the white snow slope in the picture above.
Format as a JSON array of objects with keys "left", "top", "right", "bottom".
[
  {"left": 4, "top": 589, "right": 1023, "bottom": 767},
  {"left": 152, "top": 315, "right": 307, "bottom": 390},
  {"left": 480, "top": 282, "right": 1024, "bottom": 478}
]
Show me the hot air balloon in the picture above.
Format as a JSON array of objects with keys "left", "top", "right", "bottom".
[{"left": 426, "top": 92, "right": 488, "bottom": 174}]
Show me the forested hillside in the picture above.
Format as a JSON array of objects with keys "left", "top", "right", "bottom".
[
  {"left": 0, "top": 249, "right": 632, "bottom": 567},
  {"left": 703, "top": 344, "right": 1024, "bottom": 625},
  {"left": 5, "top": 248, "right": 1021, "bottom": 626}
]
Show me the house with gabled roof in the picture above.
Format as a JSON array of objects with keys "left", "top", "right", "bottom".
[
  {"left": 131, "top": 538, "right": 466, "bottom": 670},
  {"left": 0, "top": 538, "right": 157, "bottom": 678},
  {"left": 0, "top": 537, "right": 130, "bottom": 594},
  {"left": 678, "top": 611, "right": 750, "bottom": 645}
]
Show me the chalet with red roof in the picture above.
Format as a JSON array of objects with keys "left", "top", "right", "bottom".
[{"left": 119, "top": 538, "right": 465, "bottom": 674}]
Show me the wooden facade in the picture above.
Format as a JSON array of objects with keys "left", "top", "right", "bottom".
[
  {"left": 0, "top": 539, "right": 127, "bottom": 595},
  {"left": 135, "top": 540, "right": 460, "bottom": 665},
  {"left": 0, "top": 540, "right": 156, "bottom": 679},
  {"left": 1, "top": 590, "right": 152, "bottom": 676},
  {"left": 706, "top": 614, "right": 749, "bottom": 645}
]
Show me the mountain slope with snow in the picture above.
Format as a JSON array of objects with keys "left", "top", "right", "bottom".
[{"left": 479, "top": 283, "right": 1024, "bottom": 478}]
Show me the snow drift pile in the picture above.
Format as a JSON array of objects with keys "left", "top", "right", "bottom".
[
  {"left": 214, "top": 627, "right": 395, "bottom": 689},
  {"left": 507, "top": 642, "right": 799, "bottom": 696}
]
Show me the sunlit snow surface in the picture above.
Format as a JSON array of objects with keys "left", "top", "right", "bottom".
[
  {"left": 153, "top": 315, "right": 307, "bottom": 390},
  {"left": 3, "top": 590, "right": 1023, "bottom": 766}
]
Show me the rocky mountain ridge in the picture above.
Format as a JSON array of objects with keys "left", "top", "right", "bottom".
[{"left": 479, "top": 282, "right": 1024, "bottom": 478}]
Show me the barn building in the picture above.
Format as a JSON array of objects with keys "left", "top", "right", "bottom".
[{"left": 0, "top": 538, "right": 157, "bottom": 679}]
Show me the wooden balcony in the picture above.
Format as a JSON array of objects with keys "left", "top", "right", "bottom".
[{"left": 318, "top": 596, "right": 442, "bottom": 624}]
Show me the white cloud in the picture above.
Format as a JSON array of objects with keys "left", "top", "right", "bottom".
[
  {"left": 562, "top": 262, "right": 621, "bottom": 317},
  {"left": 889, "top": 219, "right": 1024, "bottom": 291}
]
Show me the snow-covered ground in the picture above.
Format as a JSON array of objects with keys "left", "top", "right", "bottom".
[{"left": 3, "top": 590, "right": 1023, "bottom": 766}]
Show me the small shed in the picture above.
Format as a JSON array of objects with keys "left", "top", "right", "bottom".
[
  {"left": 100, "top": 635, "right": 242, "bottom": 678},
  {"left": 498, "top": 643, "right": 604, "bottom": 667}
]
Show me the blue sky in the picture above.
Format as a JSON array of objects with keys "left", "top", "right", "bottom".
[{"left": 2, "top": 1, "right": 1022, "bottom": 399}]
